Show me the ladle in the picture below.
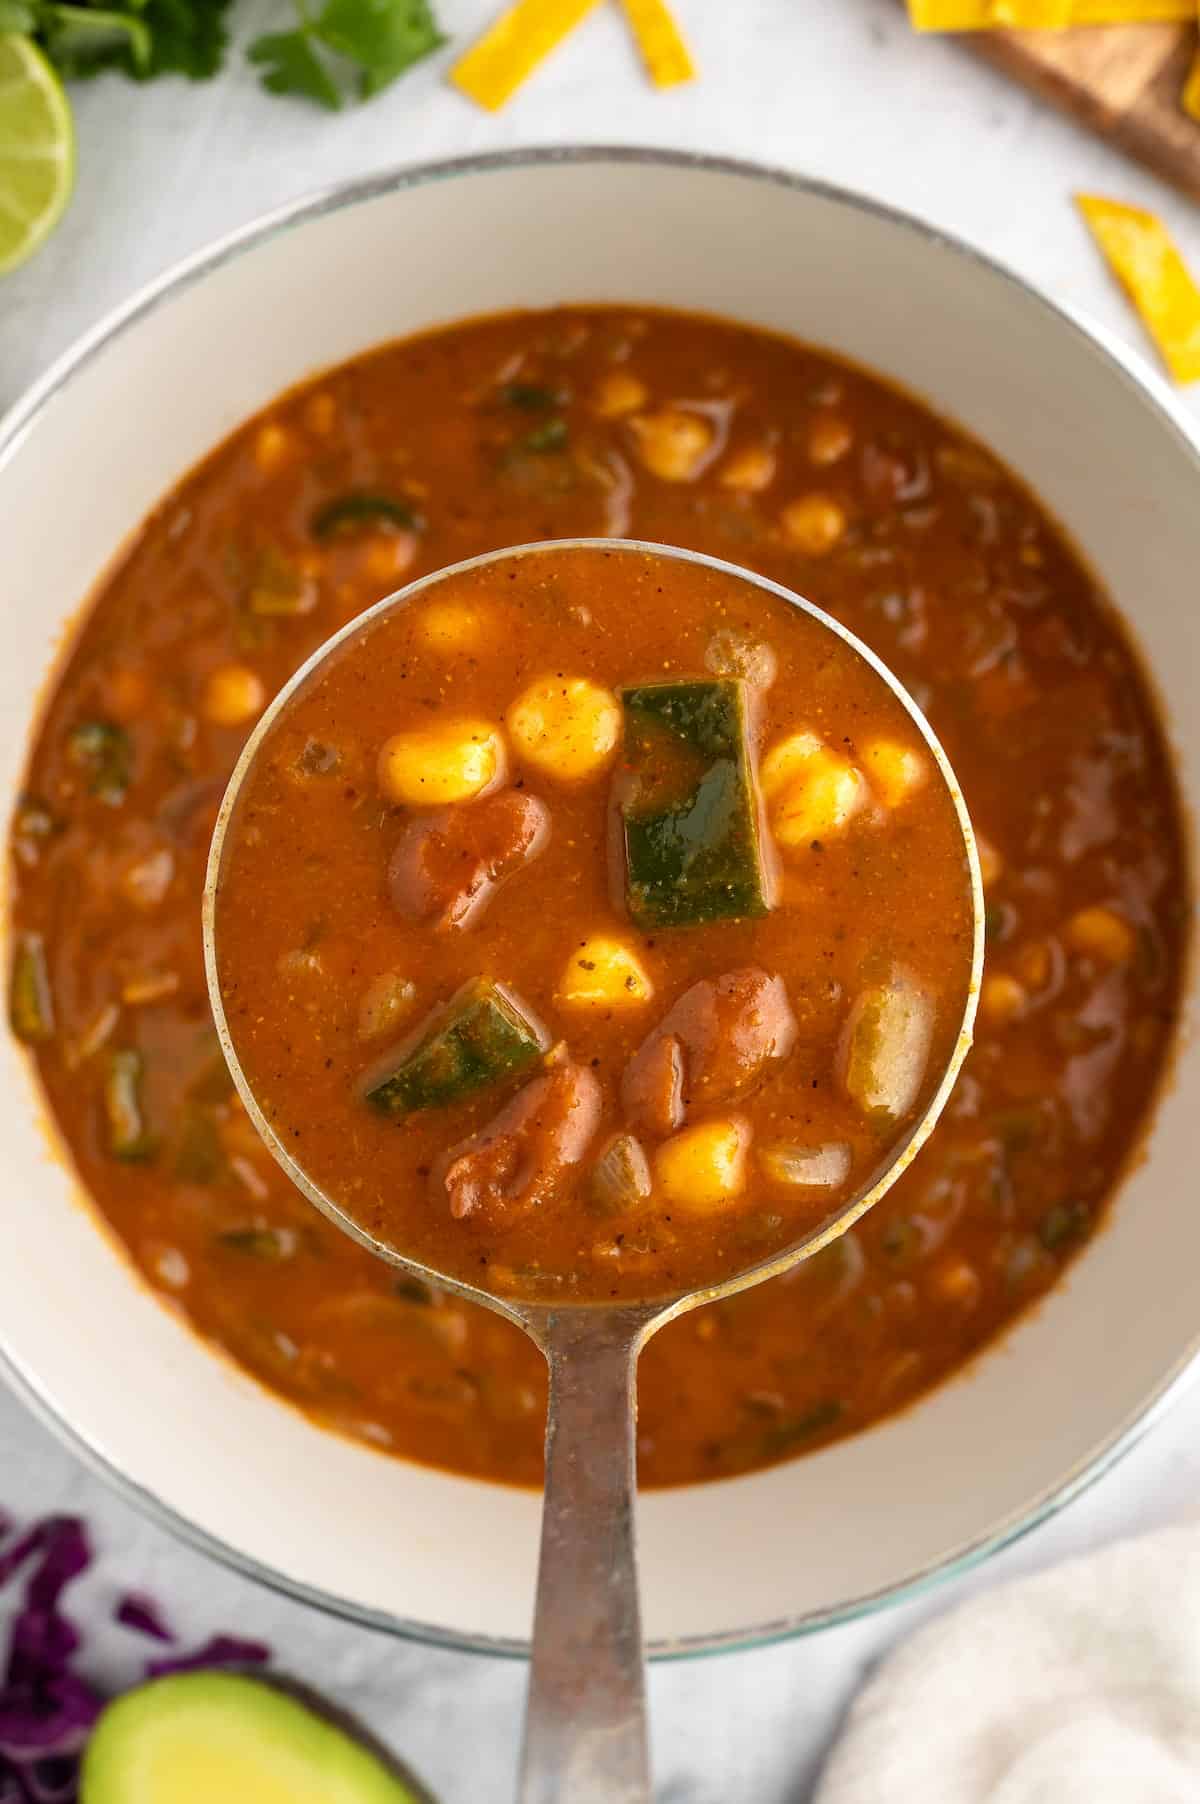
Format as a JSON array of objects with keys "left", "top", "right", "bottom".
[{"left": 202, "top": 539, "right": 983, "bottom": 1804}]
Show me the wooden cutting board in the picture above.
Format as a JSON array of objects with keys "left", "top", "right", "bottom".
[{"left": 968, "top": 21, "right": 1200, "bottom": 201}]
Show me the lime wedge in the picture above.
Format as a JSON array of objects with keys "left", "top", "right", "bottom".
[{"left": 0, "top": 34, "right": 75, "bottom": 274}]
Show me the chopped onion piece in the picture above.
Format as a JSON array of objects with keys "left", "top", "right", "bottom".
[
  {"left": 587, "top": 1132, "right": 652, "bottom": 1216},
  {"left": 357, "top": 970, "right": 417, "bottom": 1041},
  {"left": 760, "top": 1140, "right": 852, "bottom": 1189},
  {"left": 840, "top": 969, "right": 934, "bottom": 1121},
  {"left": 704, "top": 626, "right": 777, "bottom": 690}
]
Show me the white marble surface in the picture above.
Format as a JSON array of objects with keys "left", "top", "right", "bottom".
[{"left": 4, "top": 3, "right": 1200, "bottom": 1798}]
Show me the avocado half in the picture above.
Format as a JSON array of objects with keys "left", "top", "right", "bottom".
[{"left": 80, "top": 1672, "right": 422, "bottom": 1803}]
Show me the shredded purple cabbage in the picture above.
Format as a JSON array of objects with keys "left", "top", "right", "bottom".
[
  {"left": 0, "top": 1518, "right": 101, "bottom": 1804},
  {"left": 0, "top": 1512, "right": 271, "bottom": 1802},
  {"left": 113, "top": 1594, "right": 173, "bottom": 1645}
]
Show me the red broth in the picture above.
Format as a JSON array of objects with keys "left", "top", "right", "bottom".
[
  {"left": 211, "top": 544, "right": 976, "bottom": 1303},
  {"left": 8, "top": 306, "right": 1188, "bottom": 1484}
]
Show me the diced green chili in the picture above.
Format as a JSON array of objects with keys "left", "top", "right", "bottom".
[
  {"left": 881, "top": 1216, "right": 924, "bottom": 1264},
  {"left": 246, "top": 546, "right": 317, "bottom": 617},
  {"left": 497, "top": 381, "right": 563, "bottom": 412},
  {"left": 103, "top": 1049, "right": 156, "bottom": 1161},
  {"left": 761, "top": 1399, "right": 844, "bottom": 1456},
  {"left": 618, "top": 679, "right": 770, "bottom": 928},
  {"left": 363, "top": 978, "right": 545, "bottom": 1119},
  {"left": 1038, "top": 1200, "right": 1091, "bottom": 1252},
  {"left": 310, "top": 492, "right": 423, "bottom": 540},
  {"left": 216, "top": 1227, "right": 295, "bottom": 1260},
  {"left": 67, "top": 720, "right": 132, "bottom": 806},
  {"left": 393, "top": 1275, "right": 436, "bottom": 1305},
  {"left": 519, "top": 418, "right": 569, "bottom": 454},
  {"left": 9, "top": 933, "right": 54, "bottom": 1043}
]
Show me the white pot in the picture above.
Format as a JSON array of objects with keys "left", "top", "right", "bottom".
[{"left": 0, "top": 149, "right": 1195, "bottom": 1656}]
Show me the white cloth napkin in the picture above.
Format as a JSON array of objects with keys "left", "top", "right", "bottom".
[{"left": 816, "top": 1524, "right": 1200, "bottom": 1804}]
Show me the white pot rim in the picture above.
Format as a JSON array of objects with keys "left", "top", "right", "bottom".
[{"left": 3, "top": 143, "right": 1198, "bottom": 1662}]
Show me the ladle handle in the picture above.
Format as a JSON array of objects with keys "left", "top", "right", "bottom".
[{"left": 518, "top": 1310, "right": 651, "bottom": 1804}]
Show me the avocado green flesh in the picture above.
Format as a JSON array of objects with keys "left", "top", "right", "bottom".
[
  {"left": 80, "top": 1672, "right": 420, "bottom": 1804},
  {"left": 619, "top": 679, "right": 769, "bottom": 929},
  {"left": 364, "top": 976, "right": 544, "bottom": 1117}
]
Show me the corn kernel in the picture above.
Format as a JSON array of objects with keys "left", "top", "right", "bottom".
[
  {"left": 719, "top": 444, "right": 777, "bottom": 493},
  {"left": 761, "top": 733, "right": 866, "bottom": 848},
  {"left": 304, "top": 392, "right": 337, "bottom": 436},
  {"left": 377, "top": 719, "right": 506, "bottom": 808},
  {"left": 807, "top": 414, "right": 854, "bottom": 466},
  {"left": 557, "top": 936, "right": 654, "bottom": 1009},
  {"left": 654, "top": 1117, "right": 750, "bottom": 1214},
  {"left": 506, "top": 677, "right": 621, "bottom": 783},
  {"left": 629, "top": 408, "right": 713, "bottom": 482},
  {"left": 593, "top": 371, "right": 648, "bottom": 419},
  {"left": 980, "top": 973, "right": 1027, "bottom": 1024},
  {"left": 932, "top": 1257, "right": 981, "bottom": 1307},
  {"left": 760, "top": 731, "right": 824, "bottom": 801},
  {"left": 861, "top": 739, "right": 927, "bottom": 808},
  {"left": 1066, "top": 905, "right": 1135, "bottom": 965},
  {"left": 253, "top": 422, "right": 295, "bottom": 474},
  {"left": 1016, "top": 940, "right": 1052, "bottom": 988},
  {"left": 418, "top": 600, "right": 487, "bottom": 654},
  {"left": 779, "top": 493, "right": 847, "bottom": 556},
  {"left": 203, "top": 664, "right": 266, "bottom": 727},
  {"left": 975, "top": 834, "right": 1003, "bottom": 888},
  {"left": 107, "top": 667, "right": 150, "bottom": 721}
]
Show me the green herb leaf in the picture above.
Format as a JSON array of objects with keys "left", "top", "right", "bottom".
[
  {"left": 67, "top": 720, "right": 132, "bottom": 806},
  {"left": 247, "top": 27, "right": 342, "bottom": 108},
  {"left": 9, "top": 934, "right": 55, "bottom": 1044},
  {"left": 39, "top": 2, "right": 153, "bottom": 76},
  {"left": 310, "top": 490, "right": 423, "bottom": 539},
  {"left": 498, "top": 382, "right": 562, "bottom": 412},
  {"left": 313, "top": 0, "right": 443, "bottom": 97},
  {"left": 104, "top": 1048, "right": 157, "bottom": 1162},
  {"left": 520, "top": 417, "right": 569, "bottom": 454},
  {"left": 217, "top": 1226, "right": 297, "bottom": 1260},
  {"left": 137, "top": 0, "right": 231, "bottom": 78},
  {"left": 1038, "top": 1199, "right": 1090, "bottom": 1252}
]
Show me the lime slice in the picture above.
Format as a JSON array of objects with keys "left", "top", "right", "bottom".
[{"left": 0, "top": 34, "right": 75, "bottom": 274}]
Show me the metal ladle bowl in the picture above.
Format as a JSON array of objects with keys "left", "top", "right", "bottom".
[{"left": 203, "top": 539, "right": 983, "bottom": 1804}]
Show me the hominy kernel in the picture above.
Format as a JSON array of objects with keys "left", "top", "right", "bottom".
[
  {"left": 629, "top": 409, "right": 713, "bottom": 482},
  {"left": 655, "top": 1119, "right": 750, "bottom": 1213},
  {"left": 1066, "top": 905, "right": 1135, "bottom": 964},
  {"left": 592, "top": 370, "right": 648, "bottom": 418},
  {"left": 203, "top": 664, "right": 266, "bottom": 727},
  {"left": 806, "top": 414, "right": 854, "bottom": 466},
  {"left": 377, "top": 720, "right": 505, "bottom": 807},
  {"left": 980, "top": 973, "right": 1027, "bottom": 1024},
  {"left": 252, "top": 422, "right": 294, "bottom": 474},
  {"left": 719, "top": 444, "right": 777, "bottom": 493},
  {"left": 779, "top": 493, "right": 847, "bottom": 556},
  {"left": 304, "top": 392, "right": 337, "bottom": 435},
  {"left": 506, "top": 677, "right": 621, "bottom": 783}
]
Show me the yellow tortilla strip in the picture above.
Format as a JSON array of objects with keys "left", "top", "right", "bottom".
[
  {"left": 450, "top": 0, "right": 602, "bottom": 110},
  {"left": 909, "top": 0, "right": 1193, "bottom": 27},
  {"left": 1182, "top": 40, "right": 1200, "bottom": 121},
  {"left": 620, "top": 0, "right": 696, "bottom": 86},
  {"left": 1078, "top": 194, "right": 1200, "bottom": 383}
]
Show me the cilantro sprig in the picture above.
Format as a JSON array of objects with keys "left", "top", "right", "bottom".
[
  {"left": 3, "top": 0, "right": 443, "bottom": 103},
  {"left": 249, "top": 0, "right": 444, "bottom": 108}
]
